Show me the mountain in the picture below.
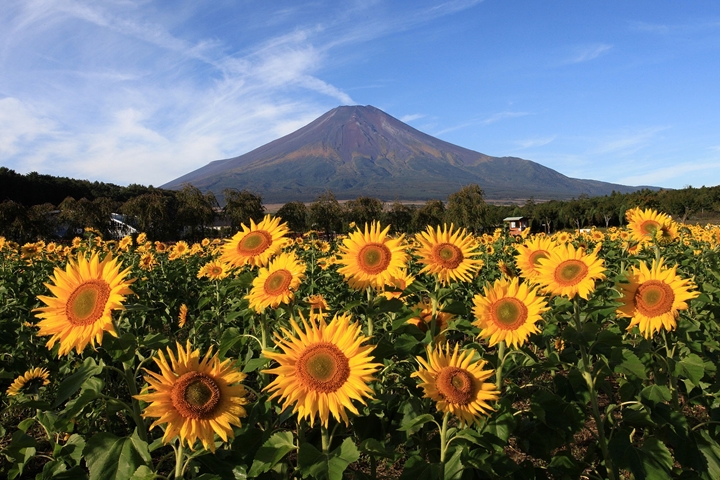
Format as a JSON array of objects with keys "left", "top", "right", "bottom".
[{"left": 162, "top": 105, "right": 650, "bottom": 204}]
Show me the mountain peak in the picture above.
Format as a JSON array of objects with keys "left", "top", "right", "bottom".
[{"left": 162, "top": 106, "right": 645, "bottom": 203}]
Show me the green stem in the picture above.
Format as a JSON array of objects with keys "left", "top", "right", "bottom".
[
  {"left": 439, "top": 412, "right": 451, "bottom": 478},
  {"left": 496, "top": 341, "right": 506, "bottom": 393},
  {"left": 124, "top": 363, "right": 148, "bottom": 443},
  {"left": 321, "top": 424, "right": 330, "bottom": 454},
  {"left": 661, "top": 330, "right": 680, "bottom": 410},
  {"left": 174, "top": 441, "right": 185, "bottom": 479},
  {"left": 365, "top": 287, "right": 374, "bottom": 337},
  {"left": 573, "top": 299, "right": 616, "bottom": 480}
]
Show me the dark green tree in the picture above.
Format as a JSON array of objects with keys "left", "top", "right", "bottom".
[
  {"left": 309, "top": 191, "right": 343, "bottom": 236},
  {"left": 222, "top": 189, "right": 265, "bottom": 231},
  {"left": 445, "top": 184, "right": 488, "bottom": 233},
  {"left": 413, "top": 199, "right": 445, "bottom": 231},
  {"left": 345, "top": 196, "right": 384, "bottom": 228},
  {"left": 385, "top": 201, "right": 413, "bottom": 233},
  {"left": 276, "top": 201, "right": 308, "bottom": 234}
]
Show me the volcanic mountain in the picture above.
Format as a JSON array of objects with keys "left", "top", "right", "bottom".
[{"left": 162, "top": 105, "right": 646, "bottom": 203}]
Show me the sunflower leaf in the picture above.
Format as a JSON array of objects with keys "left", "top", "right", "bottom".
[
  {"left": 83, "top": 431, "right": 150, "bottom": 480},
  {"left": 398, "top": 413, "right": 437, "bottom": 433},
  {"left": 248, "top": 430, "right": 296, "bottom": 477},
  {"left": 297, "top": 437, "right": 359, "bottom": 480},
  {"left": 53, "top": 357, "right": 103, "bottom": 408}
]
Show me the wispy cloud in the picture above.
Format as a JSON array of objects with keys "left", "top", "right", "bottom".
[
  {"left": 590, "top": 126, "right": 669, "bottom": 156},
  {"left": 0, "top": 0, "right": 484, "bottom": 186},
  {"left": 515, "top": 136, "right": 556, "bottom": 149},
  {"left": 400, "top": 113, "right": 425, "bottom": 122},
  {"left": 435, "top": 111, "right": 530, "bottom": 136},
  {"left": 619, "top": 161, "right": 720, "bottom": 187},
  {"left": 565, "top": 43, "right": 612, "bottom": 64}
]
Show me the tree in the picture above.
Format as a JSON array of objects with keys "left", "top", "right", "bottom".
[
  {"left": 121, "top": 193, "right": 173, "bottom": 239},
  {"left": 222, "top": 189, "right": 265, "bottom": 231},
  {"left": 385, "top": 201, "right": 413, "bottom": 233},
  {"left": 276, "top": 201, "right": 308, "bottom": 234},
  {"left": 175, "top": 185, "right": 218, "bottom": 239},
  {"left": 413, "top": 199, "right": 445, "bottom": 231},
  {"left": 309, "top": 191, "right": 343, "bottom": 236},
  {"left": 345, "top": 196, "right": 384, "bottom": 227},
  {"left": 445, "top": 184, "right": 488, "bottom": 233}
]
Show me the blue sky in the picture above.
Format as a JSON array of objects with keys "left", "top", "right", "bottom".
[{"left": 1, "top": 0, "right": 719, "bottom": 190}]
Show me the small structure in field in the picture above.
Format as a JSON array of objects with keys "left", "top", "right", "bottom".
[{"left": 503, "top": 216, "right": 529, "bottom": 235}]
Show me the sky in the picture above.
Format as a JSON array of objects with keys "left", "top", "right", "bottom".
[{"left": 1, "top": 0, "right": 719, "bottom": 190}]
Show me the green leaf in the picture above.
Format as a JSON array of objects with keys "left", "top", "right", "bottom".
[
  {"left": 398, "top": 455, "right": 442, "bottom": 480},
  {"left": 613, "top": 348, "right": 648, "bottom": 380},
  {"left": 129, "top": 466, "right": 155, "bottom": 480},
  {"left": 83, "top": 431, "right": 151, "bottom": 480},
  {"left": 219, "top": 327, "right": 242, "bottom": 358},
  {"left": 358, "top": 438, "right": 394, "bottom": 459},
  {"left": 55, "top": 434, "right": 87, "bottom": 466},
  {"left": 695, "top": 430, "right": 720, "bottom": 479},
  {"left": 242, "top": 357, "right": 269, "bottom": 373},
  {"left": 678, "top": 353, "right": 705, "bottom": 387},
  {"left": 640, "top": 384, "right": 672, "bottom": 403},
  {"left": 248, "top": 431, "right": 296, "bottom": 477},
  {"left": 140, "top": 333, "right": 169, "bottom": 350},
  {"left": 440, "top": 301, "right": 467, "bottom": 316},
  {"left": 637, "top": 437, "right": 674, "bottom": 479},
  {"left": 53, "top": 357, "right": 103, "bottom": 408},
  {"left": 297, "top": 438, "right": 360, "bottom": 480},
  {"left": 398, "top": 413, "right": 436, "bottom": 433},
  {"left": 443, "top": 446, "right": 465, "bottom": 480}
]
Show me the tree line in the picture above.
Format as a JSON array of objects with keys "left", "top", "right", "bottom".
[{"left": 2, "top": 167, "right": 720, "bottom": 242}]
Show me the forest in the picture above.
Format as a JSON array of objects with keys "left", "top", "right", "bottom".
[{"left": 1, "top": 167, "right": 719, "bottom": 242}]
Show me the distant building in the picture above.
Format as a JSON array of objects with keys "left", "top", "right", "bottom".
[{"left": 503, "top": 216, "right": 529, "bottom": 235}]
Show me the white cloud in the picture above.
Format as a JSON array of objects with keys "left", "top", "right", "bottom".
[
  {"left": 399, "top": 113, "right": 425, "bottom": 122},
  {"left": 590, "top": 126, "right": 669, "bottom": 156},
  {"left": 566, "top": 43, "right": 612, "bottom": 64},
  {"left": 0, "top": 97, "right": 56, "bottom": 157},
  {"left": 481, "top": 111, "right": 530, "bottom": 125},
  {"left": 515, "top": 136, "right": 556, "bottom": 149},
  {"left": 619, "top": 161, "right": 720, "bottom": 187}
]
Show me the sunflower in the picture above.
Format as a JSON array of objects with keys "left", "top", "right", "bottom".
[
  {"left": 616, "top": 258, "right": 698, "bottom": 338},
  {"left": 555, "top": 231, "right": 571, "bottom": 244},
  {"left": 246, "top": 252, "right": 306, "bottom": 312},
  {"left": 34, "top": 252, "right": 135, "bottom": 356},
  {"left": 306, "top": 294, "right": 330, "bottom": 320},
  {"left": 407, "top": 298, "right": 454, "bottom": 340},
  {"left": 119, "top": 236, "right": 133, "bottom": 251},
  {"left": 382, "top": 270, "right": 416, "bottom": 300},
  {"left": 472, "top": 277, "right": 549, "bottom": 348},
  {"left": 626, "top": 207, "right": 678, "bottom": 243},
  {"left": 414, "top": 224, "right": 483, "bottom": 285},
  {"left": 178, "top": 304, "right": 188, "bottom": 328},
  {"left": 139, "top": 252, "right": 158, "bottom": 271},
  {"left": 6, "top": 367, "right": 50, "bottom": 396},
  {"left": 262, "top": 313, "right": 381, "bottom": 427},
  {"left": 220, "top": 215, "right": 289, "bottom": 268},
  {"left": 21, "top": 242, "right": 41, "bottom": 260},
  {"left": 197, "top": 260, "right": 230, "bottom": 281},
  {"left": 535, "top": 244, "right": 606, "bottom": 300},
  {"left": 336, "top": 222, "right": 408, "bottom": 290},
  {"left": 514, "top": 236, "right": 557, "bottom": 280},
  {"left": 412, "top": 343, "right": 499, "bottom": 426},
  {"left": 135, "top": 342, "right": 248, "bottom": 452}
]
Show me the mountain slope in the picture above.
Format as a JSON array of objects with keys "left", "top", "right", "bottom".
[{"left": 163, "top": 105, "right": 648, "bottom": 203}]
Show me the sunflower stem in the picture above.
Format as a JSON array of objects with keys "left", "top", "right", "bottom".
[
  {"left": 661, "top": 330, "right": 680, "bottom": 410},
  {"left": 573, "top": 299, "right": 616, "bottom": 480},
  {"left": 123, "top": 362, "right": 149, "bottom": 443},
  {"left": 173, "top": 441, "right": 185, "bottom": 479},
  {"left": 321, "top": 424, "right": 331, "bottom": 454},
  {"left": 365, "top": 287, "right": 374, "bottom": 337},
  {"left": 439, "top": 411, "right": 451, "bottom": 476},
  {"left": 495, "top": 341, "right": 506, "bottom": 393}
]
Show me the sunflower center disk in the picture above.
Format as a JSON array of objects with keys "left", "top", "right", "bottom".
[
  {"left": 171, "top": 372, "right": 221, "bottom": 419},
  {"left": 529, "top": 250, "right": 548, "bottom": 267},
  {"left": 436, "top": 367, "right": 475, "bottom": 405},
  {"left": 66, "top": 280, "right": 111, "bottom": 326},
  {"left": 640, "top": 221, "right": 660, "bottom": 237},
  {"left": 239, "top": 230, "right": 272, "bottom": 255},
  {"left": 357, "top": 243, "right": 392, "bottom": 275},
  {"left": 433, "top": 243, "right": 463, "bottom": 269},
  {"left": 264, "top": 269, "right": 293, "bottom": 295},
  {"left": 492, "top": 297, "right": 529, "bottom": 330},
  {"left": 635, "top": 280, "right": 675, "bottom": 317},
  {"left": 554, "top": 260, "right": 589, "bottom": 286},
  {"left": 296, "top": 343, "right": 350, "bottom": 393}
]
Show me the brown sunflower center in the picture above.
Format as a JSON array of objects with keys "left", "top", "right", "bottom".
[
  {"left": 66, "top": 280, "right": 111, "bottom": 326},
  {"left": 639, "top": 220, "right": 660, "bottom": 237},
  {"left": 529, "top": 250, "right": 549, "bottom": 267},
  {"left": 491, "top": 297, "right": 529, "bottom": 330},
  {"left": 357, "top": 243, "right": 392, "bottom": 275},
  {"left": 296, "top": 342, "right": 350, "bottom": 393},
  {"left": 436, "top": 367, "right": 475, "bottom": 405},
  {"left": 432, "top": 243, "right": 464, "bottom": 269},
  {"left": 635, "top": 280, "right": 675, "bottom": 317},
  {"left": 238, "top": 230, "right": 272, "bottom": 256},
  {"left": 171, "top": 372, "right": 221, "bottom": 419},
  {"left": 554, "top": 260, "right": 589, "bottom": 286},
  {"left": 209, "top": 265, "right": 224, "bottom": 276},
  {"left": 264, "top": 269, "right": 293, "bottom": 295}
]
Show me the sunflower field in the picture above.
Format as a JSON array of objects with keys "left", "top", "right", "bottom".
[{"left": 2, "top": 208, "right": 720, "bottom": 480}]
